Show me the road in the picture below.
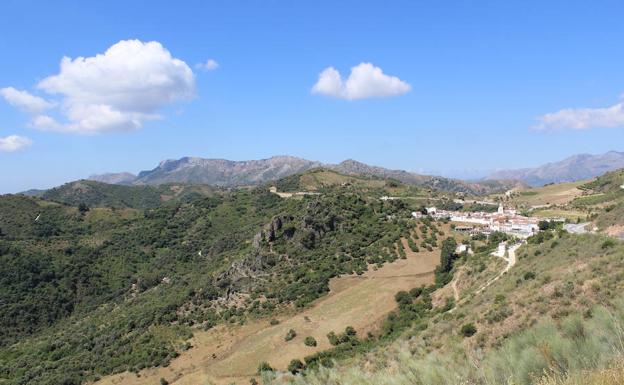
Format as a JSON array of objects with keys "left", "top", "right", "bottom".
[{"left": 563, "top": 222, "right": 590, "bottom": 234}]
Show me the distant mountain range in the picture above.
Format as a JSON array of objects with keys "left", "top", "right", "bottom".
[
  {"left": 89, "top": 155, "right": 523, "bottom": 195},
  {"left": 87, "top": 172, "right": 137, "bottom": 185},
  {"left": 487, "top": 151, "right": 624, "bottom": 187}
]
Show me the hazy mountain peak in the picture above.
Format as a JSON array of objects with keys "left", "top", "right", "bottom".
[
  {"left": 88, "top": 172, "right": 137, "bottom": 185},
  {"left": 487, "top": 150, "right": 624, "bottom": 186},
  {"left": 88, "top": 155, "right": 525, "bottom": 195}
]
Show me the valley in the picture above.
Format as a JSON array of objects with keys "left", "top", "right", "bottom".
[
  {"left": 3, "top": 5, "right": 624, "bottom": 385},
  {"left": 97, "top": 238, "right": 440, "bottom": 385},
  {"left": 2, "top": 167, "right": 624, "bottom": 385}
]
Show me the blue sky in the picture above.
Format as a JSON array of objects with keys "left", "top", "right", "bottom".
[{"left": 1, "top": 0, "right": 624, "bottom": 193}]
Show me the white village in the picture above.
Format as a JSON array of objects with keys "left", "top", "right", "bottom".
[{"left": 413, "top": 203, "right": 546, "bottom": 239}]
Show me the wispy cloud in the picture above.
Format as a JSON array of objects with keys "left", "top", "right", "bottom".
[
  {"left": 0, "top": 87, "right": 54, "bottom": 114},
  {"left": 0, "top": 135, "right": 33, "bottom": 152},
  {"left": 534, "top": 95, "right": 624, "bottom": 130},
  {"left": 196, "top": 59, "right": 219, "bottom": 71},
  {"left": 312, "top": 62, "right": 411, "bottom": 100}
]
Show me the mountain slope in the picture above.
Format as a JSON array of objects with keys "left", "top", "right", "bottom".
[
  {"left": 488, "top": 151, "right": 624, "bottom": 186},
  {"left": 134, "top": 156, "right": 321, "bottom": 186},
  {"left": 330, "top": 159, "right": 524, "bottom": 194},
  {"left": 0, "top": 181, "right": 419, "bottom": 384},
  {"left": 98, "top": 156, "right": 520, "bottom": 195},
  {"left": 41, "top": 180, "right": 220, "bottom": 209},
  {"left": 88, "top": 172, "right": 137, "bottom": 185}
]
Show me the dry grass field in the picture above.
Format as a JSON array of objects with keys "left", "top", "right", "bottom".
[
  {"left": 505, "top": 181, "right": 586, "bottom": 207},
  {"left": 95, "top": 235, "right": 440, "bottom": 385},
  {"left": 296, "top": 170, "right": 386, "bottom": 191}
]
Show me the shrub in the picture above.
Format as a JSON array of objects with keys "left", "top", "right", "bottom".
[
  {"left": 288, "top": 358, "right": 305, "bottom": 374},
  {"left": 460, "top": 323, "right": 477, "bottom": 337},
  {"left": 409, "top": 287, "right": 423, "bottom": 299},
  {"left": 395, "top": 291, "right": 412, "bottom": 305},
  {"left": 327, "top": 331, "right": 339, "bottom": 346},
  {"left": 285, "top": 329, "right": 297, "bottom": 341},
  {"left": 257, "top": 361, "right": 273, "bottom": 373},
  {"left": 524, "top": 271, "right": 536, "bottom": 280},
  {"left": 602, "top": 239, "right": 616, "bottom": 249},
  {"left": 304, "top": 336, "right": 317, "bottom": 347}
]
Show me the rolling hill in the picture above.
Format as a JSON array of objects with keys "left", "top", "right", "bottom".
[
  {"left": 4, "top": 172, "right": 624, "bottom": 385},
  {"left": 41, "top": 180, "right": 219, "bottom": 209}
]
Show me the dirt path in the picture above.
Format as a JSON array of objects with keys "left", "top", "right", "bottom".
[
  {"left": 475, "top": 242, "right": 520, "bottom": 295},
  {"left": 451, "top": 279, "right": 460, "bottom": 301},
  {"left": 449, "top": 242, "right": 522, "bottom": 313},
  {"left": 96, "top": 240, "right": 439, "bottom": 385}
]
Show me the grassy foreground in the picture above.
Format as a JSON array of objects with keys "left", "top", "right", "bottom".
[
  {"left": 260, "top": 228, "right": 624, "bottom": 385},
  {"left": 264, "top": 301, "right": 624, "bottom": 385}
]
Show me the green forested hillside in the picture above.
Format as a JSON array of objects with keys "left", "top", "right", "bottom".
[
  {"left": 580, "top": 168, "right": 624, "bottom": 193},
  {"left": 0, "top": 178, "right": 418, "bottom": 384},
  {"left": 4, "top": 171, "right": 624, "bottom": 385},
  {"left": 40, "top": 180, "right": 220, "bottom": 209}
]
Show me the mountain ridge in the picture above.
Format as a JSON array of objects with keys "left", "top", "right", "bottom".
[
  {"left": 487, "top": 150, "right": 624, "bottom": 186},
  {"left": 89, "top": 155, "right": 523, "bottom": 195}
]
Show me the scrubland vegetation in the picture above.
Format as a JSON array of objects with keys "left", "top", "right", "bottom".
[
  {"left": 264, "top": 230, "right": 624, "bottom": 385},
  {"left": 2, "top": 168, "right": 624, "bottom": 385},
  {"left": 0, "top": 175, "right": 426, "bottom": 384}
]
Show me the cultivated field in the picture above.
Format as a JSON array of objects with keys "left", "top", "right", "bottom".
[
  {"left": 96, "top": 237, "right": 440, "bottom": 385},
  {"left": 505, "top": 181, "right": 585, "bottom": 207}
]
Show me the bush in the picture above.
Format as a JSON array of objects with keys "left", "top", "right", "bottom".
[
  {"left": 288, "top": 358, "right": 305, "bottom": 374},
  {"left": 257, "top": 361, "right": 273, "bottom": 373},
  {"left": 304, "top": 336, "right": 317, "bottom": 347},
  {"left": 285, "top": 329, "right": 297, "bottom": 341},
  {"left": 460, "top": 323, "right": 477, "bottom": 337},
  {"left": 602, "top": 239, "right": 616, "bottom": 249},
  {"left": 395, "top": 291, "right": 412, "bottom": 305},
  {"left": 524, "top": 271, "right": 536, "bottom": 280},
  {"left": 327, "top": 331, "right": 339, "bottom": 346}
]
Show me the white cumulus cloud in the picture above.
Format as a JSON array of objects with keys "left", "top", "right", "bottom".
[
  {"left": 1, "top": 39, "right": 195, "bottom": 134},
  {"left": 534, "top": 97, "right": 624, "bottom": 130},
  {"left": 196, "top": 59, "right": 219, "bottom": 71},
  {"left": 0, "top": 135, "right": 33, "bottom": 152},
  {"left": 312, "top": 62, "right": 411, "bottom": 100},
  {"left": 0, "top": 87, "right": 54, "bottom": 114}
]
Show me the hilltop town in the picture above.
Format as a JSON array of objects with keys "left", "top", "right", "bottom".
[{"left": 413, "top": 203, "right": 552, "bottom": 239}]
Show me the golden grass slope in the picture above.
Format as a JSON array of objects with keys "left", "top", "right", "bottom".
[{"left": 95, "top": 237, "right": 440, "bottom": 385}]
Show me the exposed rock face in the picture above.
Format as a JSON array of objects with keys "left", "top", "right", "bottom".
[
  {"left": 223, "top": 215, "right": 290, "bottom": 295},
  {"left": 133, "top": 156, "right": 322, "bottom": 186},
  {"left": 267, "top": 216, "right": 283, "bottom": 242},
  {"left": 297, "top": 200, "right": 339, "bottom": 249},
  {"left": 216, "top": 252, "right": 269, "bottom": 295}
]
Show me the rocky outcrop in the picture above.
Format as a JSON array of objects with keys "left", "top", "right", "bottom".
[{"left": 215, "top": 252, "right": 270, "bottom": 297}]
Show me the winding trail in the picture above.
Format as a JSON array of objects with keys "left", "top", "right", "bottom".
[
  {"left": 475, "top": 242, "right": 520, "bottom": 294},
  {"left": 451, "top": 279, "right": 460, "bottom": 302},
  {"left": 451, "top": 242, "right": 522, "bottom": 310}
]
